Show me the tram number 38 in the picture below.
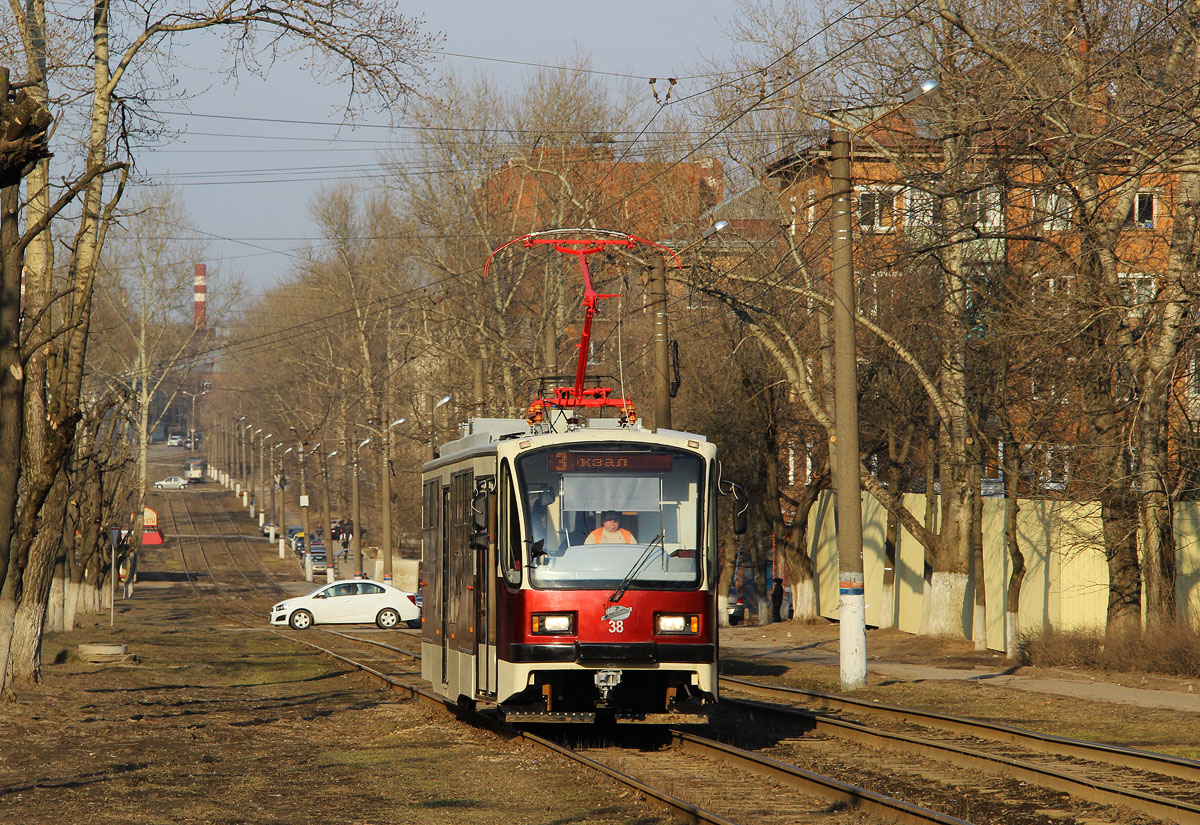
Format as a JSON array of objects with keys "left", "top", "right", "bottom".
[{"left": 608, "top": 620, "right": 625, "bottom": 634}]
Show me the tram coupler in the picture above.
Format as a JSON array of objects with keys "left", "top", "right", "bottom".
[{"left": 594, "top": 668, "right": 622, "bottom": 700}]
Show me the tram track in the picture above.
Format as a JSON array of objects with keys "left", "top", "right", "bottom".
[
  {"left": 154, "top": 488, "right": 974, "bottom": 825},
  {"left": 718, "top": 676, "right": 1200, "bottom": 825},
  {"left": 154, "top": 487, "right": 1200, "bottom": 825}
]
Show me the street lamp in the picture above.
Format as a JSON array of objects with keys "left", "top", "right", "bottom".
[
  {"left": 255, "top": 430, "right": 267, "bottom": 525},
  {"left": 179, "top": 388, "right": 208, "bottom": 451},
  {"left": 351, "top": 437, "right": 371, "bottom": 578},
  {"left": 380, "top": 417, "right": 406, "bottom": 584},
  {"left": 429, "top": 394, "right": 451, "bottom": 460},
  {"left": 652, "top": 221, "right": 728, "bottom": 429},
  {"left": 242, "top": 423, "right": 253, "bottom": 506},
  {"left": 234, "top": 415, "right": 247, "bottom": 490},
  {"left": 826, "top": 79, "right": 938, "bottom": 691}
]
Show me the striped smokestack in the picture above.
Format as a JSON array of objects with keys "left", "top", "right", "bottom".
[{"left": 193, "top": 264, "right": 207, "bottom": 329}]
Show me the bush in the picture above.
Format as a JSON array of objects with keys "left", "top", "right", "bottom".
[{"left": 1021, "top": 623, "right": 1200, "bottom": 678}]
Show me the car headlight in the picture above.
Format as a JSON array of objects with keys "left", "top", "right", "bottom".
[
  {"left": 530, "top": 613, "right": 575, "bottom": 635},
  {"left": 655, "top": 614, "right": 699, "bottom": 635}
]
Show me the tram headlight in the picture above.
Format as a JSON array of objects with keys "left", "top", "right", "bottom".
[
  {"left": 531, "top": 613, "right": 576, "bottom": 635},
  {"left": 655, "top": 614, "right": 699, "bottom": 635}
]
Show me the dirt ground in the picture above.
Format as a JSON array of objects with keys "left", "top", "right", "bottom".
[
  {"left": 3, "top": 572, "right": 1198, "bottom": 824},
  {"left": 0, "top": 585, "right": 672, "bottom": 825},
  {"left": 720, "top": 618, "right": 1200, "bottom": 758}
]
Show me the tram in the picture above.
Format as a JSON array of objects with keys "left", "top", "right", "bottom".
[
  {"left": 419, "top": 230, "right": 745, "bottom": 724},
  {"left": 184, "top": 457, "right": 206, "bottom": 483}
]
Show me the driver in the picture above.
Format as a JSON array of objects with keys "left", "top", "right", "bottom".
[{"left": 584, "top": 510, "right": 636, "bottom": 545}]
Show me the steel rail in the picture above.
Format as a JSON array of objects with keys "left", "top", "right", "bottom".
[
  {"left": 670, "top": 730, "right": 973, "bottom": 825},
  {"left": 721, "top": 686, "right": 1200, "bottom": 825},
  {"left": 721, "top": 675, "right": 1200, "bottom": 782},
  {"left": 162, "top": 494, "right": 969, "bottom": 824},
  {"left": 169, "top": 492, "right": 423, "bottom": 662}
]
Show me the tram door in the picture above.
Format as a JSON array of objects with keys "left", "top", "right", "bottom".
[
  {"left": 475, "top": 480, "right": 496, "bottom": 697},
  {"left": 440, "top": 485, "right": 450, "bottom": 684}
]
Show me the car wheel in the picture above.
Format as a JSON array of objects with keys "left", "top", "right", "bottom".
[
  {"left": 288, "top": 609, "right": 313, "bottom": 630},
  {"left": 376, "top": 608, "right": 400, "bottom": 629}
]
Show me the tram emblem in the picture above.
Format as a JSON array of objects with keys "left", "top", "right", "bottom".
[{"left": 603, "top": 604, "right": 631, "bottom": 622}]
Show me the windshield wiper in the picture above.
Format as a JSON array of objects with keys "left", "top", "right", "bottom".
[{"left": 608, "top": 533, "right": 665, "bottom": 603}]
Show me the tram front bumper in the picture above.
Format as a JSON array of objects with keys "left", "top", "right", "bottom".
[{"left": 509, "top": 642, "right": 714, "bottom": 664}]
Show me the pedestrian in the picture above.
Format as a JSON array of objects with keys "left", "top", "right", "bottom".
[{"left": 771, "top": 578, "right": 784, "bottom": 623}]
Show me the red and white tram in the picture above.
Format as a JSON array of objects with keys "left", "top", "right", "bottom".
[
  {"left": 419, "top": 230, "right": 743, "bottom": 723},
  {"left": 420, "top": 417, "right": 724, "bottom": 723}
]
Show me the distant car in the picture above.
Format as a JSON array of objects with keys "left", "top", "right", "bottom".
[
  {"left": 260, "top": 521, "right": 279, "bottom": 537},
  {"left": 728, "top": 592, "right": 745, "bottom": 626},
  {"left": 153, "top": 476, "right": 188, "bottom": 490},
  {"left": 306, "top": 543, "right": 328, "bottom": 572},
  {"left": 166, "top": 435, "right": 183, "bottom": 447},
  {"left": 269, "top": 580, "right": 421, "bottom": 630}
]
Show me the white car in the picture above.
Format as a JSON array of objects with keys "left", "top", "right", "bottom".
[
  {"left": 166, "top": 434, "right": 183, "bottom": 447},
  {"left": 270, "top": 580, "right": 420, "bottom": 630},
  {"left": 153, "top": 476, "right": 189, "bottom": 490}
]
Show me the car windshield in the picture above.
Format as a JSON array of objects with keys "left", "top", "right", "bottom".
[{"left": 515, "top": 445, "right": 705, "bottom": 591}]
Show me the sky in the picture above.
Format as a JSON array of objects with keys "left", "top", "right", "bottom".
[{"left": 136, "top": 1, "right": 743, "bottom": 294}]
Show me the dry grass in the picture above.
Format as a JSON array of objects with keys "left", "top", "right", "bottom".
[{"left": 1021, "top": 623, "right": 1200, "bottom": 678}]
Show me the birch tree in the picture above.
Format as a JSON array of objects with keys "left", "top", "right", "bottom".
[{"left": 0, "top": 0, "right": 436, "bottom": 696}]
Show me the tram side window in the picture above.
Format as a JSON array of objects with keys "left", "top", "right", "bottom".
[
  {"left": 422, "top": 479, "right": 438, "bottom": 548},
  {"left": 499, "top": 462, "right": 521, "bottom": 586}
]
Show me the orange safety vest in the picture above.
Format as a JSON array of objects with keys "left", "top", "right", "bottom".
[{"left": 586, "top": 527, "right": 636, "bottom": 544}]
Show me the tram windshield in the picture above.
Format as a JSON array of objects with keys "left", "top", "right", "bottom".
[{"left": 515, "top": 445, "right": 705, "bottom": 590}]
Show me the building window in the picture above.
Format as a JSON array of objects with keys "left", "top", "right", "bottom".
[
  {"left": 1125, "top": 191, "right": 1156, "bottom": 229},
  {"left": 857, "top": 189, "right": 896, "bottom": 233},
  {"left": 860, "top": 269, "right": 900, "bottom": 318},
  {"left": 965, "top": 186, "right": 1003, "bottom": 230},
  {"left": 1119, "top": 272, "right": 1156, "bottom": 317},
  {"left": 1042, "top": 446, "right": 1069, "bottom": 491},
  {"left": 904, "top": 185, "right": 941, "bottom": 230},
  {"left": 1034, "top": 187, "right": 1074, "bottom": 232}
]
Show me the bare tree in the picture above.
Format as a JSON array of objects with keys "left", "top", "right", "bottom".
[{"left": 0, "top": 0, "right": 437, "bottom": 695}]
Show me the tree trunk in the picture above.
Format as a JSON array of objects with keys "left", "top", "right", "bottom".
[
  {"left": 1002, "top": 441, "right": 1026, "bottom": 659},
  {"left": 1103, "top": 496, "right": 1142, "bottom": 636}
]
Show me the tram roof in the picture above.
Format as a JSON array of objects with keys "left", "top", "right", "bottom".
[{"left": 426, "top": 415, "right": 709, "bottom": 472}]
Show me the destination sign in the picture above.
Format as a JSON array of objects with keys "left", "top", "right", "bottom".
[{"left": 549, "top": 451, "right": 673, "bottom": 472}]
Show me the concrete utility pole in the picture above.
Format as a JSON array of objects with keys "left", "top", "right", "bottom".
[
  {"left": 380, "top": 418, "right": 405, "bottom": 585},
  {"left": 292, "top": 431, "right": 311, "bottom": 579},
  {"left": 830, "top": 128, "right": 867, "bottom": 691},
  {"left": 474, "top": 359, "right": 486, "bottom": 416},
  {"left": 380, "top": 427, "right": 391, "bottom": 584},
  {"left": 352, "top": 436, "right": 370, "bottom": 578},
  {"left": 269, "top": 440, "right": 278, "bottom": 531},
  {"left": 280, "top": 446, "right": 291, "bottom": 560},
  {"left": 321, "top": 447, "right": 337, "bottom": 583},
  {"left": 650, "top": 255, "right": 672, "bottom": 431}
]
